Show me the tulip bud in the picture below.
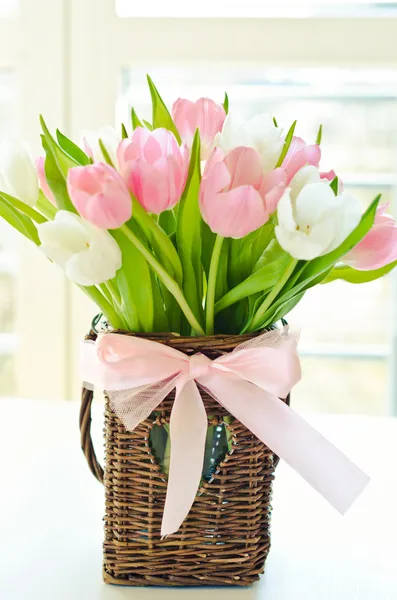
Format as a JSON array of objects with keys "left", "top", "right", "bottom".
[
  {"left": 117, "top": 127, "right": 189, "bottom": 214},
  {"left": 199, "top": 147, "right": 286, "bottom": 239},
  {"left": 67, "top": 163, "right": 132, "bottom": 229},
  {"left": 344, "top": 204, "right": 397, "bottom": 271},
  {"left": 172, "top": 97, "right": 226, "bottom": 160},
  {"left": 276, "top": 183, "right": 361, "bottom": 260},
  {"left": 0, "top": 138, "right": 39, "bottom": 206},
  {"left": 215, "top": 113, "right": 284, "bottom": 173},
  {"left": 38, "top": 210, "right": 122, "bottom": 286}
]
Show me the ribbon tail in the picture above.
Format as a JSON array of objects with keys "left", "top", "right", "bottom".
[
  {"left": 161, "top": 378, "right": 208, "bottom": 537},
  {"left": 203, "top": 374, "right": 370, "bottom": 514}
]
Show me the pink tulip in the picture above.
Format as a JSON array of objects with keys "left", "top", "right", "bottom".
[
  {"left": 117, "top": 127, "right": 189, "bottom": 214},
  {"left": 344, "top": 203, "right": 397, "bottom": 271},
  {"left": 199, "top": 147, "right": 286, "bottom": 239},
  {"left": 172, "top": 98, "right": 226, "bottom": 159},
  {"left": 67, "top": 162, "right": 132, "bottom": 229},
  {"left": 282, "top": 136, "right": 321, "bottom": 183},
  {"left": 37, "top": 156, "right": 56, "bottom": 205}
]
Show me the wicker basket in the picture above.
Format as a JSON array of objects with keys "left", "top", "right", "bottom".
[{"left": 80, "top": 330, "right": 287, "bottom": 587}]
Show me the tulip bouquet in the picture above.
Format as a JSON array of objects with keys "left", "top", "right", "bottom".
[{"left": 1, "top": 76, "right": 397, "bottom": 338}]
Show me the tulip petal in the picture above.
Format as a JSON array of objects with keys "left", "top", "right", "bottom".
[
  {"left": 259, "top": 168, "right": 287, "bottom": 214},
  {"left": 277, "top": 188, "right": 297, "bottom": 233},
  {"left": 223, "top": 147, "right": 263, "bottom": 189},
  {"left": 289, "top": 165, "right": 322, "bottom": 201},
  {"left": 67, "top": 163, "right": 132, "bottom": 229},
  {"left": 275, "top": 225, "right": 330, "bottom": 260},
  {"left": 200, "top": 185, "right": 267, "bottom": 239},
  {"left": 284, "top": 140, "right": 321, "bottom": 183},
  {"left": 38, "top": 210, "right": 122, "bottom": 286},
  {"left": 37, "top": 156, "right": 56, "bottom": 205},
  {"left": 325, "top": 192, "right": 362, "bottom": 252},
  {"left": 344, "top": 203, "right": 397, "bottom": 270}
]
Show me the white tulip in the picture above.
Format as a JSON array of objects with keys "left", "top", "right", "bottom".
[
  {"left": 215, "top": 112, "right": 283, "bottom": 173},
  {"left": 38, "top": 211, "right": 122, "bottom": 286},
  {"left": 289, "top": 165, "right": 323, "bottom": 200},
  {"left": 275, "top": 182, "right": 362, "bottom": 260},
  {"left": 0, "top": 138, "right": 39, "bottom": 206},
  {"left": 82, "top": 125, "right": 120, "bottom": 166}
]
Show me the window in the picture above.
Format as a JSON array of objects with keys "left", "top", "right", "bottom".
[
  {"left": 0, "top": 1, "right": 70, "bottom": 400},
  {"left": 115, "top": 0, "right": 397, "bottom": 18}
]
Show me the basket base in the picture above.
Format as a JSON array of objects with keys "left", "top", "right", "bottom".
[{"left": 103, "top": 563, "right": 267, "bottom": 587}]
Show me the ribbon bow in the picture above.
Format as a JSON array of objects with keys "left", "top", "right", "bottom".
[{"left": 81, "top": 328, "right": 369, "bottom": 537}]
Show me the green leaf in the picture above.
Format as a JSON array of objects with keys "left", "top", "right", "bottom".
[
  {"left": 0, "top": 191, "right": 47, "bottom": 224},
  {"left": 111, "top": 227, "right": 154, "bottom": 331},
  {"left": 330, "top": 176, "right": 339, "bottom": 195},
  {"left": 36, "top": 190, "right": 57, "bottom": 220},
  {"left": 147, "top": 75, "right": 181, "bottom": 143},
  {"left": 41, "top": 136, "right": 76, "bottom": 213},
  {"left": 56, "top": 129, "right": 90, "bottom": 165},
  {"left": 158, "top": 209, "right": 176, "bottom": 236},
  {"left": 275, "top": 120, "right": 297, "bottom": 167},
  {"left": 175, "top": 129, "right": 204, "bottom": 327},
  {"left": 131, "top": 107, "right": 143, "bottom": 130},
  {"left": 98, "top": 139, "right": 115, "bottom": 167},
  {"left": 143, "top": 119, "right": 153, "bottom": 130},
  {"left": 316, "top": 124, "right": 323, "bottom": 145},
  {"left": 322, "top": 261, "right": 397, "bottom": 284},
  {"left": 201, "top": 220, "right": 216, "bottom": 277},
  {"left": 259, "top": 291, "right": 305, "bottom": 330},
  {"left": 240, "top": 292, "right": 267, "bottom": 334},
  {"left": 223, "top": 92, "right": 229, "bottom": 115},
  {"left": 228, "top": 223, "right": 274, "bottom": 288},
  {"left": 40, "top": 115, "right": 78, "bottom": 177},
  {"left": 273, "top": 116, "right": 278, "bottom": 127},
  {"left": 216, "top": 243, "right": 290, "bottom": 315},
  {"left": 0, "top": 194, "right": 40, "bottom": 244},
  {"left": 150, "top": 271, "right": 169, "bottom": 332},
  {"left": 121, "top": 123, "right": 129, "bottom": 139}
]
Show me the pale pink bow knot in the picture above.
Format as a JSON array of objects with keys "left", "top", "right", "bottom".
[
  {"left": 81, "top": 328, "right": 370, "bottom": 537},
  {"left": 187, "top": 353, "right": 211, "bottom": 380}
]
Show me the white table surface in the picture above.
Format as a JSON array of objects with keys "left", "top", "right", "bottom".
[{"left": 1, "top": 398, "right": 396, "bottom": 600}]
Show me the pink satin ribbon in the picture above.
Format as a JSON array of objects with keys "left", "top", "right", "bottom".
[{"left": 81, "top": 328, "right": 369, "bottom": 537}]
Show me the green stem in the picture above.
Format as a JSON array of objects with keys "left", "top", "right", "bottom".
[
  {"left": 105, "top": 279, "right": 122, "bottom": 306},
  {"left": 120, "top": 225, "right": 205, "bottom": 336},
  {"left": 205, "top": 235, "right": 224, "bottom": 335},
  {"left": 132, "top": 197, "right": 183, "bottom": 286},
  {"left": 99, "top": 283, "right": 113, "bottom": 306},
  {"left": 37, "top": 191, "right": 57, "bottom": 220},
  {"left": 80, "top": 285, "right": 125, "bottom": 329},
  {"left": 248, "top": 258, "right": 298, "bottom": 332}
]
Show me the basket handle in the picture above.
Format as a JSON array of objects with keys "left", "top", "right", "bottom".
[{"left": 79, "top": 385, "right": 104, "bottom": 484}]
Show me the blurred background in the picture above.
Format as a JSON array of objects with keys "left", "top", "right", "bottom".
[{"left": 1, "top": 0, "right": 397, "bottom": 415}]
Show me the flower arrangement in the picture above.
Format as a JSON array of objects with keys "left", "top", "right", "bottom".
[
  {"left": 3, "top": 75, "right": 387, "bottom": 586},
  {"left": 1, "top": 75, "right": 396, "bottom": 339}
]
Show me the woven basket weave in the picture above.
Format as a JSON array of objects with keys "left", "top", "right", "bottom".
[{"left": 80, "top": 329, "right": 287, "bottom": 587}]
